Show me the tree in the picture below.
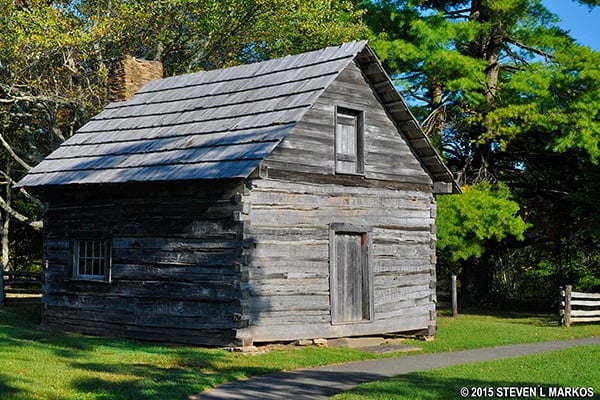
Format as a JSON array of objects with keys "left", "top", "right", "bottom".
[
  {"left": 435, "top": 182, "right": 530, "bottom": 304},
  {"left": 363, "top": 0, "right": 600, "bottom": 308},
  {"left": 436, "top": 183, "right": 529, "bottom": 264},
  {"left": 576, "top": 0, "right": 600, "bottom": 6},
  {"left": 0, "top": 0, "right": 105, "bottom": 277},
  {"left": 66, "top": 0, "right": 368, "bottom": 74},
  {"left": 362, "top": 0, "right": 600, "bottom": 183}
]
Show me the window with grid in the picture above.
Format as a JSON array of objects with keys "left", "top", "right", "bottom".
[{"left": 73, "top": 239, "right": 111, "bottom": 281}]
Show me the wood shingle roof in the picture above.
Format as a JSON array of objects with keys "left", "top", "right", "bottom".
[{"left": 16, "top": 41, "right": 458, "bottom": 192}]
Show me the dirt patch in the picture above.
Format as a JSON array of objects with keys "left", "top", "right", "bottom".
[{"left": 328, "top": 337, "right": 422, "bottom": 354}]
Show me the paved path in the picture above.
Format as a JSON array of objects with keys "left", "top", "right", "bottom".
[{"left": 191, "top": 336, "right": 600, "bottom": 400}]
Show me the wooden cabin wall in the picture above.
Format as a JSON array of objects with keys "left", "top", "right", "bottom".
[
  {"left": 239, "top": 178, "right": 436, "bottom": 342},
  {"left": 41, "top": 180, "right": 249, "bottom": 346},
  {"left": 263, "top": 60, "right": 433, "bottom": 190},
  {"left": 246, "top": 59, "right": 438, "bottom": 342}
]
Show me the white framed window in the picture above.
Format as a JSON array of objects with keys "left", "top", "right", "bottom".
[
  {"left": 73, "top": 239, "right": 111, "bottom": 281},
  {"left": 335, "top": 107, "right": 364, "bottom": 175}
]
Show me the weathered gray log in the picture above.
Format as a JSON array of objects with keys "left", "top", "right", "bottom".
[
  {"left": 561, "top": 285, "right": 572, "bottom": 327},
  {"left": 566, "top": 287, "right": 600, "bottom": 324}
]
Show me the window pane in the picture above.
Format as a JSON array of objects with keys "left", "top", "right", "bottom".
[
  {"left": 74, "top": 239, "right": 109, "bottom": 279},
  {"left": 84, "top": 258, "right": 91, "bottom": 276},
  {"left": 93, "top": 240, "right": 101, "bottom": 258}
]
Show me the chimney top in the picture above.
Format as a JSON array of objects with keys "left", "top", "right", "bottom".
[{"left": 108, "top": 56, "right": 163, "bottom": 102}]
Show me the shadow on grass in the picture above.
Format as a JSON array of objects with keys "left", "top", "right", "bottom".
[
  {"left": 2, "top": 302, "right": 280, "bottom": 399},
  {"left": 1, "top": 302, "right": 134, "bottom": 357},
  {"left": 68, "top": 360, "right": 279, "bottom": 400},
  {"left": 341, "top": 375, "right": 576, "bottom": 400},
  {"left": 0, "top": 373, "right": 24, "bottom": 399}
]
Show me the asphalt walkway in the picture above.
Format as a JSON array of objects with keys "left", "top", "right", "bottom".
[{"left": 191, "top": 336, "right": 600, "bottom": 400}]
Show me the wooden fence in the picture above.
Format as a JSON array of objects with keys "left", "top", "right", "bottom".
[
  {"left": 559, "top": 285, "right": 600, "bottom": 327},
  {"left": 2, "top": 271, "right": 42, "bottom": 298}
]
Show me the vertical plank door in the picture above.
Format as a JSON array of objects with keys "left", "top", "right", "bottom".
[{"left": 333, "top": 232, "right": 368, "bottom": 322}]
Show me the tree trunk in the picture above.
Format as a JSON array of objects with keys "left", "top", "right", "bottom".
[
  {"left": 469, "top": 0, "right": 504, "bottom": 184},
  {"left": 423, "top": 80, "right": 445, "bottom": 143},
  {"left": 0, "top": 206, "right": 4, "bottom": 307},
  {"left": 0, "top": 162, "right": 11, "bottom": 307},
  {"left": 1, "top": 162, "right": 11, "bottom": 272},
  {"left": 2, "top": 188, "right": 10, "bottom": 271}
]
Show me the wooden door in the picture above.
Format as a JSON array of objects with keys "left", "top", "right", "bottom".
[{"left": 331, "top": 231, "right": 371, "bottom": 323}]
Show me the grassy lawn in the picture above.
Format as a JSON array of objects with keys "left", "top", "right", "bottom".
[
  {"left": 332, "top": 345, "right": 600, "bottom": 399},
  {"left": 405, "top": 308, "right": 600, "bottom": 353},
  {"left": 1, "top": 301, "right": 599, "bottom": 400}
]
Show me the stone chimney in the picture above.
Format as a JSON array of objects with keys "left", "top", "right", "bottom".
[{"left": 108, "top": 56, "right": 163, "bottom": 102}]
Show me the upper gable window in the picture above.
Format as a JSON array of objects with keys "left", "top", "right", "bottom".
[{"left": 335, "top": 107, "right": 364, "bottom": 175}]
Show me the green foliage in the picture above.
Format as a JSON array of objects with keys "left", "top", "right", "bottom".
[
  {"left": 436, "top": 183, "right": 530, "bottom": 263},
  {"left": 363, "top": 0, "right": 600, "bottom": 179},
  {"left": 547, "top": 45, "right": 600, "bottom": 161},
  {"left": 576, "top": 0, "right": 600, "bottom": 7},
  {"left": 64, "top": 0, "right": 369, "bottom": 74},
  {"left": 364, "top": 0, "right": 485, "bottom": 107},
  {"left": 10, "top": 193, "right": 43, "bottom": 272},
  {"left": 364, "top": 0, "right": 600, "bottom": 310},
  {"left": 489, "top": 43, "right": 600, "bottom": 163}
]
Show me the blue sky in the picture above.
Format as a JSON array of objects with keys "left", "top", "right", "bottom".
[{"left": 543, "top": 0, "right": 600, "bottom": 51}]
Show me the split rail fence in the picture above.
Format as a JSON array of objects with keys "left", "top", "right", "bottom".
[
  {"left": 2, "top": 271, "right": 42, "bottom": 300},
  {"left": 559, "top": 285, "right": 600, "bottom": 327}
]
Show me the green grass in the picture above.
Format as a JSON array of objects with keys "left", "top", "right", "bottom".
[
  {"left": 1, "top": 302, "right": 599, "bottom": 399},
  {"left": 0, "top": 301, "right": 376, "bottom": 400},
  {"left": 332, "top": 345, "right": 600, "bottom": 399},
  {"left": 406, "top": 308, "right": 600, "bottom": 353}
]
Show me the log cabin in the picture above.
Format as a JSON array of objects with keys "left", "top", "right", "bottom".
[{"left": 16, "top": 41, "right": 459, "bottom": 346}]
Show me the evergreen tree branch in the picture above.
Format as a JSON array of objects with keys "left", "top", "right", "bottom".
[{"left": 506, "top": 38, "right": 554, "bottom": 61}]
